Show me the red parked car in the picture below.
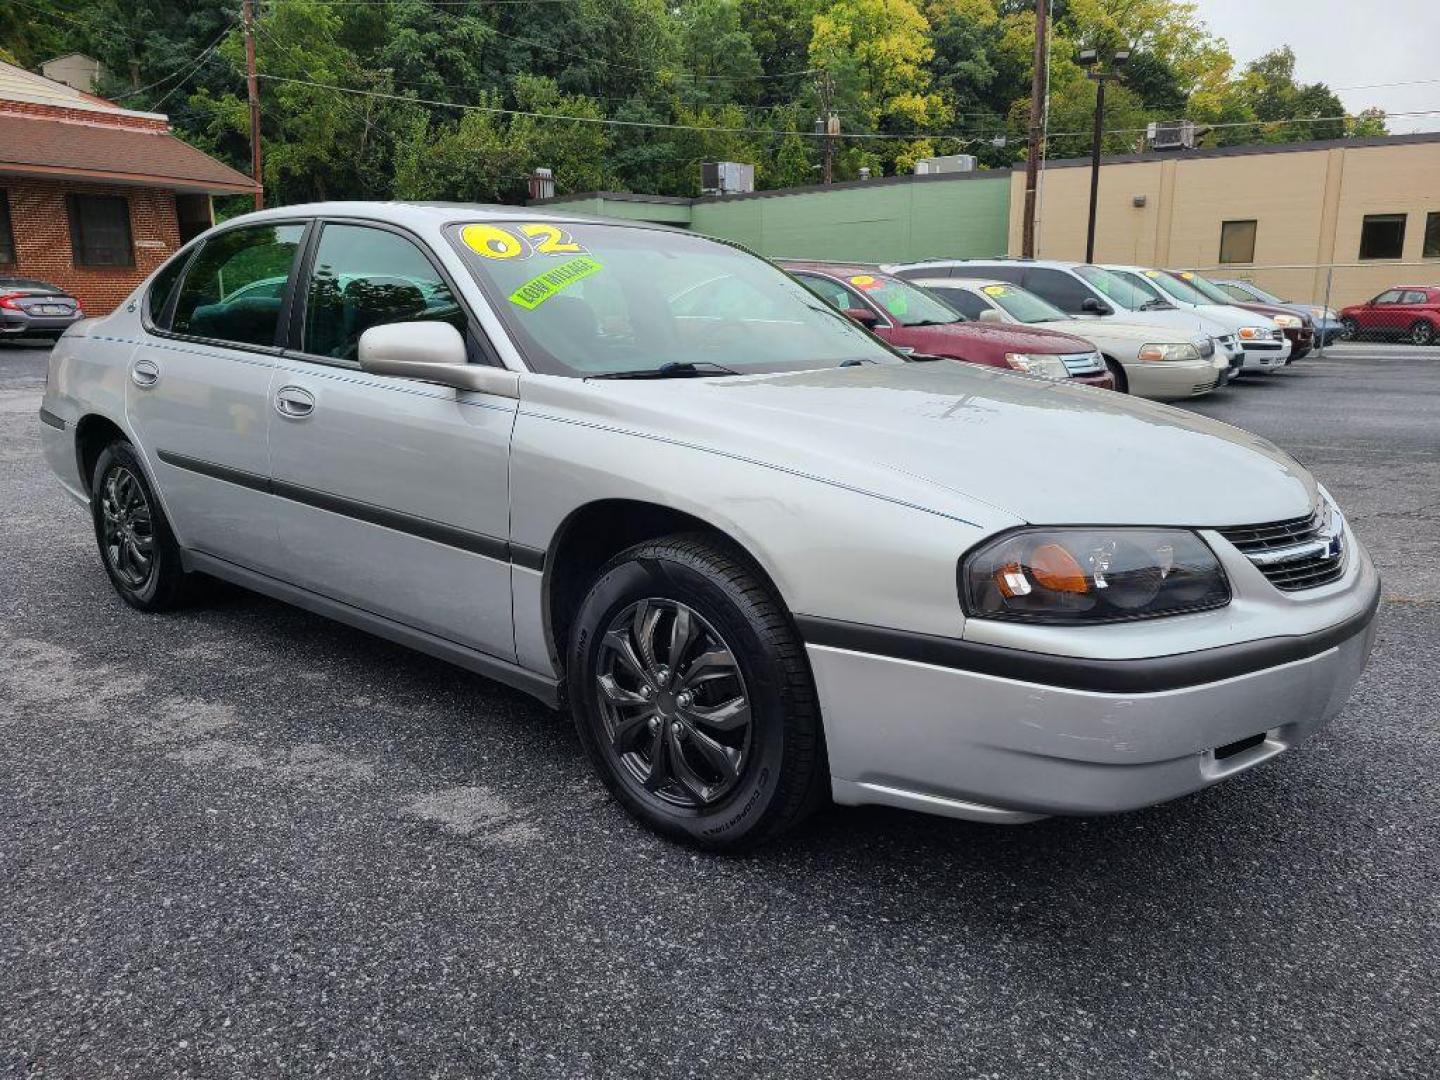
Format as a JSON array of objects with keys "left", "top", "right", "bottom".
[
  {"left": 781, "top": 262, "right": 1116, "bottom": 389},
  {"left": 1339, "top": 286, "right": 1440, "bottom": 346}
]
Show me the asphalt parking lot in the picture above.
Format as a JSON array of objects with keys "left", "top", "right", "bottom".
[{"left": 1, "top": 341, "right": 1436, "bottom": 1079}]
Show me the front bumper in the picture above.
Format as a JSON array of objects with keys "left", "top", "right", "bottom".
[
  {"left": 807, "top": 540, "right": 1380, "bottom": 824},
  {"left": 1122, "top": 357, "right": 1219, "bottom": 400},
  {"left": 1240, "top": 338, "right": 1290, "bottom": 372}
]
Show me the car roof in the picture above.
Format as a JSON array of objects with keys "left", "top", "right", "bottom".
[
  {"left": 777, "top": 261, "right": 886, "bottom": 278},
  {"left": 887, "top": 258, "right": 1089, "bottom": 271},
  {"left": 907, "top": 276, "right": 1007, "bottom": 291},
  {"left": 209, "top": 200, "right": 693, "bottom": 237}
]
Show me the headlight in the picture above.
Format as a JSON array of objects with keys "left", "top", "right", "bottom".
[
  {"left": 1237, "top": 326, "right": 1271, "bottom": 340},
  {"left": 1273, "top": 314, "right": 1301, "bottom": 329},
  {"left": 1137, "top": 342, "right": 1200, "bottom": 362},
  {"left": 1310, "top": 306, "right": 1337, "bottom": 320},
  {"left": 961, "top": 528, "right": 1231, "bottom": 624},
  {"left": 1003, "top": 352, "right": 1069, "bottom": 379}
]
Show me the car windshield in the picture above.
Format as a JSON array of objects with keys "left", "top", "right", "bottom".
[
  {"left": 1174, "top": 271, "right": 1243, "bottom": 305},
  {"left": 1073, "top": 265, "right": 1167, "bottom": 310},
  {"left": 447, "top": 221, "right": 900, "bottom": 377},
  {"left": 970, "top": 282, "right": 1067, "bottom": 324},
  {"left": 1135, "top": 270, "right": 1213, "bottom": 305},
  {"left": 846, "top": 274, "right": 963, "bottom": 327}
]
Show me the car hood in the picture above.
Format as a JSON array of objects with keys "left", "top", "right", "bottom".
[
  {"left": 535, "top": 362, "right": 1317, "bottom": 529},
  {"left": 908, "top": 320, "right": 1095, "bottom": 352},
  {"left": 1029, "top": 319, "right": 1206, "bottom": 346}
]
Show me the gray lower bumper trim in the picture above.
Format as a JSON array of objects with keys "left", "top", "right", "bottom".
[{"left": 797, "top": 582, "right": 1380, "bottom": 694}]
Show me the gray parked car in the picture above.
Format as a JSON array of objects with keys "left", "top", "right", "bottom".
[
  {"left": 38, "top": 203, "right": 1380, "bottom": 848},
  {"left": 0, "top": 275, "right": 83, "bottom": 341}
]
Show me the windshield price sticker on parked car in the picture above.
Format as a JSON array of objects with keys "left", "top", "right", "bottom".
[
  {"left": 461, "top": 222, "right": 588, "bottom": 260},
  {"left": 507, "top": 255, "right": 605, "bottom": 310},
  {"left": 983, "top": 285, "right": 1009, "bottom": 297},
  {"left": 849, "top": 274, "right": 880, "bottom": 290}
]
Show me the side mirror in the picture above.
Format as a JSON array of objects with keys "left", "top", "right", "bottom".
[
  {"left": 977, "top": 308, "right": 1006, "bottom": 324},
  {"left": 843, "top": 307, "right": 881, "bottom": 328},
  {"left": 1081, "top": 297, "right": 1113, "bottom": 315},
  {"left": 359, "top": 321, "right": 519, "bottom": 398}
]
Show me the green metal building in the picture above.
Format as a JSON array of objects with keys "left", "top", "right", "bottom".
[{"left": 530, "top": 169, "right": 1013, "bottom": 264}]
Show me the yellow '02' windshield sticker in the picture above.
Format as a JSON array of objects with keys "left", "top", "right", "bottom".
[
  {"left": 508, "top": 255, "right": 604, "bottom": 310},
  {"left": 462, "top": 222, "right": 587, "bottom": 260},
  {"left": 982, "top": 285, "right": 1009, "bottom": 296}
]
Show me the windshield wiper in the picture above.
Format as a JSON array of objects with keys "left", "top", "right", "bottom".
[
  {"left": 1140, "top": 299, "right": 1175, "bottom": 311},
  {"left": 901, "top": 319, "right": 955, "bottom": 328},
  {"left": 590, "top": 361, "right": 741, "bottom": 380}
]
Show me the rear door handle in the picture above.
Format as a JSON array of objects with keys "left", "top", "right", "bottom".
[
  {"left": 274, "top": 385, "right": 316, "bottom": 419},
  {"left": 130, "top": 358, "right": 160, "bottom": 388}
]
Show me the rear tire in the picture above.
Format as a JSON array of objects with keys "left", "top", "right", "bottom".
[
  {"left": 91, "top": 441, "right": 197, "bottom": 612},
  {"left": 568, "top": 534, "right": 826, "bottom": 850},
  {"left": 1410, "top": 320, "right": 1435, "bottom": 347}
]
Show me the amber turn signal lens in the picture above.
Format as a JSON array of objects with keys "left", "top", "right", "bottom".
[{"left": 1029, "top": 543, "right": 1090, "bottom": 594}]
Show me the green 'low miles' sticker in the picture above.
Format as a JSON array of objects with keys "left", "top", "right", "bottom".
[{"left": 508, "top": 255, "right": 603, "bottom": 310}]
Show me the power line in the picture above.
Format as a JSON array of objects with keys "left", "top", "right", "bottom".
[
  {"left": 119, "top": 24, "right": 235, "bottom": 105},
  {"left": 252, "top": 71, "right": 1007, "bottom": 144}
]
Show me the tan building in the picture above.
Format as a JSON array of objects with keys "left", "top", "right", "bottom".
[{"left": 1009, "top": 133, "right": 1440, "bottom": 308}]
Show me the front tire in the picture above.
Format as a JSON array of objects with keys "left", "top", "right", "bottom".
[
  {"left": 91, "top": 441, "right": 196, "bottom": 611},
  {"left": 1340, "top": 317, "right": 1359, "bottom": 342},
  {"left": 569, "top": 534, "right": 826, "bottom": 850},
  {"left": 1103, "top": 357, "right": 1129, "bottom": 393}
]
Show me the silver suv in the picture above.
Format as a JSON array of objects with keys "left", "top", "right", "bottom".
[{"left": 39, "top": 204, "right": 1379, "bottom": 848}]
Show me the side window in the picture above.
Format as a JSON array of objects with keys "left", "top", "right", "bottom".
[
  {"left": 172, "top": 223, "right": 305, "bottom": 347},
  {"left": 1373, "top": 290, "right": 1402, "bottom": 305},
  {"left": 1022, "top": 269, "right": 1093, "bottom": 314},
  {"left": 145, "top": 250, "right": 190, "bottom": 329},
  {"left": 303, "top": 223, "right": 464, "bottom": 361},
  {"left": 1401, "top": 290, "right": 1429, "bottom": 304},
  {"left": 929, "top": 287, "right": 988, "bottom": 319}
]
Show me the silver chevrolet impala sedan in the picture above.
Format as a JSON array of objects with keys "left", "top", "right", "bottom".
[{"left": 38, "top": 203, "right": 1380, "bottom": 849}]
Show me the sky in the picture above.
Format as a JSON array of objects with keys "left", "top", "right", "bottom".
[{"left": 1192, "top": 0, "right": 1440, "bottom": 133}]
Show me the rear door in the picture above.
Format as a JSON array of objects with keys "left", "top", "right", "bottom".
[
  {"left": 266, "top": 219, "right": 518, "bottom": 659},
  {"left": 126, "top": 220, "right": 307, "bottom": 573}
]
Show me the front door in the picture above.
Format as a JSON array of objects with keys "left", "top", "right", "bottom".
[
  {"left": 127, "top": 220, "right": 307, "bottom": 573},
  {"left": 266, "top": 221, "right": 518, "bottom": 660}
]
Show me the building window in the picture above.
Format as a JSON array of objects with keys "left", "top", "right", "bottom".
[
  {"left": 1359, "top": 213, "right": 1406, "bottom": 260},
  {"left": 1425, "top": 212, "right": 1440, "bottom": 259},
  {"left": 67, "top": 194, "right": 134, "bottom": 267},
  {"left": 1218, "top": 220, "right": 1257, "bottom": 264},
  {"left": 0, "top": 191, "right": 14, "bottom": 266}
]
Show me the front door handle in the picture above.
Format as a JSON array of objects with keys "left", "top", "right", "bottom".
[
  {"left": 130, "top": 358, "right": 160, "bottom": 388},
  {"left": 274, "top": 385, "right": 316, "bottom": 419}
]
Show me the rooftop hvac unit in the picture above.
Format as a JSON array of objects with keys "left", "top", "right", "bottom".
[
  {"left": 913, "top": 154, "right": 977, "bottom": 175},
  {"left": 701, "top": 161, "right": 755, "bottom": 196},
  {"left": 1147, "top": 121, "right": 1196, "bottom": 151}
]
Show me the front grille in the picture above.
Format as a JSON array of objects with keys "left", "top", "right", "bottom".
[
  {"left": 1060, "top": 352, "right": 1104, "bottom": 376},
  {"left": 1191, "top": 379, "right": 1217, "bottom": 395},
  {"left": 1217, "top": 506, "right": 1346, "bottom": 591}
]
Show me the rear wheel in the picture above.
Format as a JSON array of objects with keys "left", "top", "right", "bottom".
[
  {"left": 569, "top": 534, "right": 826, "bottom": 850},
  {"left": 1410, "top": 320, "right": 1436, "bottom": 346},
  {"left": 91, "top": 441, "right": 197, "bottom": 611}
]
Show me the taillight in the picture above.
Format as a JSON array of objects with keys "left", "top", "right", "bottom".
[{"left": 0, "top": 293, "right": 23, "bottom": 310}]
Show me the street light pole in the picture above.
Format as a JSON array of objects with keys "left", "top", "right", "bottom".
[
  {"left": 1077, "top": 47, "right": 1128, "bottom": 264},
  {"left": 1085, "top": 74, "right": 1105, "bottom": 263}
]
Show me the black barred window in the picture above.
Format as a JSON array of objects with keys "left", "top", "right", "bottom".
[{"left": 67, "top": 194, "right": 134, "bottom": 267}]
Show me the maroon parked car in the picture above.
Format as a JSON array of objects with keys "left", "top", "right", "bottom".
[
  {"left": 1339, "top": 286, "right": 1440, "bottom": 346},
  {"left": 782, "top": 262, "right": 1115, "bottom": 389}
]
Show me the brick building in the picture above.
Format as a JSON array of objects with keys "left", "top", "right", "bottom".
[{"left": 0, "top": 60, "right": 257, "bottom": 315}]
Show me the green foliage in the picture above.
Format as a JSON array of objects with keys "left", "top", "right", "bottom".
[{"left": 18, "top": 0, "right": 1391, "bottom": 203}]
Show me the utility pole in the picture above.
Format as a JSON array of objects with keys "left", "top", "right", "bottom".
[
  {"left": 816, "top": 71, "right": 837, "bottom": 185},
  {"left": 1078, "top": 48, "right": 1129, "bottom": 263},
  {"left": 1020, "top": 0, "right": 1047, "bottom": 259},
  {"left": 242, "top": 0, "right": 264, "bottom": 210}
]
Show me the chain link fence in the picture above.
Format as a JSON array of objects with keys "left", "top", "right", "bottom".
[{"left": 1187, "top": 261, "right": 1440, "bottom": 355}]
